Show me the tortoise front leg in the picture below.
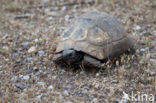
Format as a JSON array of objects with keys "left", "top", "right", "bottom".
[{"left": 82, "top": 55, "right": 102, "bottom": 69}]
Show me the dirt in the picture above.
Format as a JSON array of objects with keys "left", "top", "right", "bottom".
[{"left": 0, "top": 0, "right": 156, "bottom": 103}]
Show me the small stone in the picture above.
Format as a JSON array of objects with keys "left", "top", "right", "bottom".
[
  {"left": 23, "top": 75, "right": 30, "bottom": 80},
  {"left": 96, "top": 73, "right": 100, "bottom": 77},
  {"left": 47, "top": 16, "right": 53, "bottom": 20},
  {"left": 26, "top": 69, "right": 32, "bottom": 74},
  {"left": 36, "top": 61, "right": 42, "bottom": 65},
  {"left": 16, "top": 83, "right": 25, "bottom": 90},
  {"left": 94, "top": 84, "right": 99, "bottom": 89},
  {"left": 61, "top": 6, "right": 66, "bottom": 11},
  {"left": 135, "top": 25, "right": 141, "bottom": 30},
  {"left": 75, "top": 91, "right": 83, "bottom": 97},
  {"left": 36, "top": 95, "right": 42, "bottom": 99},
  {"left": 65, "top": 15, "right": 70, "bottom": 21},
  {"left": 2, "top": 46, "right": 9, "bottom": 50},
  {"left": 63, "top": 90, "right": 69, "bottom": 96},
  {"left": 83, "top": 85, "right": 90, "bottom": 90},
  {"left": 38, "top": 50, "right": 45, "bottom": 55},
  {"left": 66, "top": 84, "right": 72, "bottom": 89},
  {"left": 28, "top": 46, "right": 36, "bottom": 53},
  {"left": 21, "top": 42, "right": 29, "bottom": 48},
  {"left": 80, "top": 71, "right": 85, "bottom": 75},
  {"left": 33, "top": 67, "right": 38, "bottom": 71},
  {"left": 11, "top": 76, "right": 20, "bottom": 82},
  {"left": 26, "top": 57, "right": 32, "bottom": 62},
  {"left": 64, "top": 102, "right": 72, "bottom": 103},
  {"left": 92, "top": 98, "right": 98, "bottom": 102},
  {"left": 42, "top": 0, "right": 49, "bottom": 3},
  {"left": 140, "top": 48, "right": 146, "bottom": 52},
  {"left": 37, "top": 82, "right": 45, "bottom": 86},
  {"left": 34, "top": 39, "right": 39, "bottom": 42},
  {"left": 48, "top": 85, "right": 53, "bottom": 90}
]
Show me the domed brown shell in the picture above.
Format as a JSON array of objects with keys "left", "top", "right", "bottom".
[{"left": 55, "top": 11, "right": 134, "bottom": 60}]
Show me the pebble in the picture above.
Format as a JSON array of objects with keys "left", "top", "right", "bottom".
[
  {"left": 135, "top": 25, "right": 141, "bottom": 30},
  {"left": 46, "top": 16, "right": 53, "bottom": 20},
  {"left": 80, "top": 71, "right": 85, "bottom": 75},
  {"left": 96, "top": 73, "right": 100, "bottom": 77},
  {"left": 2, "top": 46, "right": 9, "bottom": 50},
  {"left": 23, "top": 75, "right": 30, "bottom": 80},
  {"left": 66, "top": 84, "right": 72, "bottom": 89},
  {"left": 63, "top": 90, "right": 69, "bottom": 96},
  {"left": 37, "top": 82, "right": 45, "bottom": 86},
  {"left": 94, "top": 84, "right": 99, "bottom": 89},
  {"left": 42, "top": 0, "right": 49, "bottom": 3},
  {"left": 83, "top": 85, "right": 90, "bottom": 90},
  {"left": 65, "top": 15, "right": 70, "bottom": 21},
  {"left": 61, "top": 6, "right": 66, "bottom": 11},
  {"left": 28, "top": 46, "right": 36, "bottom": 53},
  {"left": 36, "top": 61, "right": 42, "bottom": 65},
  {"left": 11, "top": 76, "right": 20, "bottom": 82},
  {"left": 75, "top": 91, "right": 83, "bottom": 97},
  {"left": 26, "top": 57, "right": 32, "bottom": 62},
  {"left": 38, "top": 50, "right": 45, "bottom": 55},
  {"left": 48, "top": 85, "right": 53, "bottom": 90},
  {"left": 33, "top": 67, "right": 38, "bottom": 71},
  {"left": 92, "top": 98, "right": 98, "bottom": 103},
  {"left": 26, "top": 69, "right": 33, "bottom": 74},
  {"left": 16, "top": 83, "right": 25, "bottom": 90},
  {"left": 64, "top": 102, "right": 72, "bottom": 103},
  {"left": 21, "top": 42, "right": 29, "bottom": 48},
  {"left": 150, "top": 59, "right": 156, "bottom": 63},
  {"left": 34, "top": 39, "right": 39, "bottom": 42}
]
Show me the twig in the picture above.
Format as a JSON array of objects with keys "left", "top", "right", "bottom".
[
  {"left": 32, "top": 1, "right": 94, "bottom": 8},
  {"left": 14, "top": 15, "right": 30, "bottom": 20}
]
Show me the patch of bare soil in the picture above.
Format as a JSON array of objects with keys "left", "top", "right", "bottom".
[{"left": 0, "top": 0, "right": 155, "bottom": 103}]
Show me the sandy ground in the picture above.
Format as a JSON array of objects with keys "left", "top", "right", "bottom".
[{"left": 0, "top": 0, "right": 156, "bottom": 103}]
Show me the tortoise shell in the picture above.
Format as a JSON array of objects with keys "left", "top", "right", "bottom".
[{"left": 55, "top": 11, "right": 134, "bottom": 60}]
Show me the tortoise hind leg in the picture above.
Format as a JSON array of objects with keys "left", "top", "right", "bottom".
[{"left": 82, "top": 55, "right": 102, "bottom": 69}]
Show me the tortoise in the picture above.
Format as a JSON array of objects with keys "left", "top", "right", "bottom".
[{"left": 52, "top": 11, "right": 135, "bottom": 68}]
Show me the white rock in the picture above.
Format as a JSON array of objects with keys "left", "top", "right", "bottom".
[
  {"left": 65, "top": 15, "right": 70, "bottom": 21},
  {"left": 96, "top": 73, "right": 100, "bottom": 77},
  {"left": 23, "top": 75, "right": 30, "bottom": 80},
  {"left": 94, "top": 84, "right": 99, "bottom": 89},
  {"left": 38, "top": 50, "right": 45, "bottom": 55},
  {"left": 48, "top": 85, "right": 53, "bottom": 90},
  {"left": 37, "top": 82, "right": 45, "bottom": 86},
  {"left": 63, "top": 90, "right": 69, "bottom": 96},
  {"left": 2, "top": 46, "right": 9, "bottom": 50},
  {"left": 64, "top": 102, "right": 72, "bottom": 103},
  {"left": 34, "top": 39, "right": 39, "bottom": 42},
  {"left": 11, "top": 76, "right": 18, "bottom": 82},
  {"left": 28, "top": 46, "right": 36, "bottom": 53},
  {"left": 135, "top": 25, "right": 141, "bottom": 30},
  {"left": 21, "top": 42, "right": 29, "bottom": 47},
  {"left": 42, "top": 0, "right": 49, "bottom": 3},
  {"left": 61, "top": 6, "right": 66, "bottom": 11}
]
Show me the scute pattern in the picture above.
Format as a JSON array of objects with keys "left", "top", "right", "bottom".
[{"left": 56, "top": 11, "right": 134, "bottom": 60}]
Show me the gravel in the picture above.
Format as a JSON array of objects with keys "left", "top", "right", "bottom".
[{"left": 0, "top": 0, "right": 155, "bottom": 102}]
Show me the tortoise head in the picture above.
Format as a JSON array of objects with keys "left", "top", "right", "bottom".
[{"left": 62, "top": 49, "right": 83, "bottom": 65}]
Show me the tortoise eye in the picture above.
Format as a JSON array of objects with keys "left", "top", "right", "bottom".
[
  {"left": 74, "top": 28, "right": 83, "bottom": 38},
  {"left": 63, "top": 27, "right": 73, "bottom": 38}
]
